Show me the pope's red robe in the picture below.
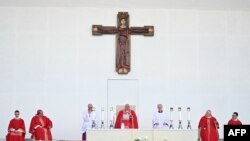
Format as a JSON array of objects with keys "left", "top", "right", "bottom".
[
  {"left": 198, "top": 116, "right": 219, "bottom": 141},
  {"left": 115, "top": 110, "right": 138, "bottom": 129},
  {"left": 29, "top": 115, "right": 53, "bottom": 141},
  {"left": 228, "top": 119, "right": 242, "bottom": 125},
  {"left": 6, "top": 118, "right": 25, "bottom": 141}
]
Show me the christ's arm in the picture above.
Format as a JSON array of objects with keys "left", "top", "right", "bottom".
[
  {"left": 92, "top": 25, "right": 118, "bottom": 35},
  {"left": 129, "top": 26, "right": 154, "bottom": 36}
]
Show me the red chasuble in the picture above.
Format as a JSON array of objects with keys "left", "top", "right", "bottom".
[
  {"left": 29, "top": 115, "right": 53, "bottom": 141},
  {"left": 6, "top": 118, "right": 25, "bottom": 141},
  {"left": 198, "top": 116, "right": 219, "bottom": 141},
  {"left": 228, "top": 119, "right": 242, "bottom": 125},
  {"left": 114, "top": 110, "right": 138, "bottom": 129}
]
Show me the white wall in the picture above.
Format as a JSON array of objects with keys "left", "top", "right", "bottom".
[{"left": 0, "top": 6, "right": 250, "bottom": 140}]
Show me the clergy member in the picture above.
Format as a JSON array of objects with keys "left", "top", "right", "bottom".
[
  {"left": 6, "top": 110, "right": 26, "bottom": 141},
  {"left": 198, "top": 110, "right": 219, "bottom": 141},
  {"left": 115, "top": 104, "right": 138, "bottom": 129},
  {"left": 81, "top": 104, "right": 99, "bottom": 141},
  {"left": 29, "top": 109, "right": 53, "bottom": 141},
  {"left": 228, "top": 112, "right": 242, "bottom": 125},
  {"left": 152, "top": 104, "right": 168, "bottom": 128}
]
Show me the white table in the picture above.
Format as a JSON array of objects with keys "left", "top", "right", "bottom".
[{"left": 87, "top": 129, "right": 198, "bottom": 141}]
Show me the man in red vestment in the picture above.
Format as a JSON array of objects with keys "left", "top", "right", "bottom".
[
  {"left": 198, "top": 110, "right": 219, "bottom": 141},
  {"left": 6, "top": 110, "right": 26, "bottom": 141},
  {"left": 29, "top": 109, "right": 53, "bottom": 141},
  {"left": 115, "top": 104, "right": 138, "bottom": 129},
  {"left": 228, "top": 112, "right": 242, "bottom": 125}
]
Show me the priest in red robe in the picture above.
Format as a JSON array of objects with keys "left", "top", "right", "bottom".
[
  {"left": 29, "top": 109, "right": 53, "bottom": 141},
  {"left": 115, "top": 104, "right": 138, "bottom": 129},
  {"left": 228, "top": 112, "right": 242, "bottom": 125},
  {"left": 198, "top": 110, "right": 219, "bottom": 141},
  {"left": 6, "top": 110, "right": 26, "bottom": 141}
]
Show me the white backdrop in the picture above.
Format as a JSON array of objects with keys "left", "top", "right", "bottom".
[{"left": 0, "top": 6, "right": 250, "bottom": 140}]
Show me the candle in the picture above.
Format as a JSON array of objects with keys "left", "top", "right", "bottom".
[
  {"left": 187, "top": 107, "right": 191, "bottom": 121},
  {"left": 101, "top": 107, "right": 105, "bottom": 121},
  {"left": 178, "top": 107, "right": 182, "bottom": 121},
  {"left": 110, "top": 107, "right": 114, "bottom": 121},
  {"left": 170, "top": 107, "right": 173, "bottom": 120}
]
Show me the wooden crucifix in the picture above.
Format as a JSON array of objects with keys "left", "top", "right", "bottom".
[{"left": 92, "top": 12, "right": 154, "bottom": 74}]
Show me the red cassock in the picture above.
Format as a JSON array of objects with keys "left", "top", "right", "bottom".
[
  {"left": 198, "top": 116, "right": 219, "bottom": 141},
  {"left": 114, "top": 110, "right": 138, "bottom": 129},
  {"left": 6, "top": 118, "right": 26, "bottom": 141},
  {"left": 228, "top": 119, "right": 242, "bottom": 125},
  {"left": 29, "top": 115, "right": 53, "bottom": 141}
]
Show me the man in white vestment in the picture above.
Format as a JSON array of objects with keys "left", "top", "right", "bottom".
[
  {"left": 81, "top": 104, "right": 100, "bottom": 141},
  {"left": 152, "top": 104, "right": 169, "bottom": 129}
]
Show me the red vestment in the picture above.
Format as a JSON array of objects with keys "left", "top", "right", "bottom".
[
  {"left": 198, "top": 116, "right": 219, "bottom": 141},
  {"left": 228, "top": 119, "right": 242, "bottom": 125},
  {"left": 115, "top": 110, "right": 138, "bottom": 129},
  {"left": 6, "top": 118, "right": 25, "bottom": 141},
  {"left": 29, "top": 115, "right": 53, "bottom": 141}
]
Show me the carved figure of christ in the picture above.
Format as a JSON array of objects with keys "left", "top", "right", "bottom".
[{"left": 92, "top": 12, "right": 154, "bottom": 74}]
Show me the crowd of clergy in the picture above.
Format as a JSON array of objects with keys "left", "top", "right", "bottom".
[{"left": 5, "top": 104, "right": 242, "bottom": 141}]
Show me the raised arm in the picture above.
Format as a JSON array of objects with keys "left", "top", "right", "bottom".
[
  {"left": 92, "top": 25, "right": 118, "bottom": 35},
  {"left": 129, "top": 26, "right": 154, "bottom": 36}
]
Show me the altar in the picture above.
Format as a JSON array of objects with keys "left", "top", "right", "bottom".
[{"left": 87, "top": 129, "right": 198, "bottom": 141}]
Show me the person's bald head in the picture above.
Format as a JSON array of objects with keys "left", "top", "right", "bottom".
[
  {"left": 125, "top": 104, "right": 130, "bottom": 111},
  {"left": 205, "top": 110, "right": 212, "bottom": 117},
  {"left": 88, "top": 104, "right": 94, "bottom": 111},
  {"left": 157, "top": 104, "right": 163, "bottom": 111}
]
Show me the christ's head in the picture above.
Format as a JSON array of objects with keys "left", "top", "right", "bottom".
[{"left": 120, "top": 18, "right": 127, "bottom": 27}]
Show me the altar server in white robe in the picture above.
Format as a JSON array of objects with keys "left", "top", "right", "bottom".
[
  {"left": 152, "top": 104, "right": 169, "bottom": 128},
  {"left": 81, "top": 104, "right": 100, "bottom": 141}
]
